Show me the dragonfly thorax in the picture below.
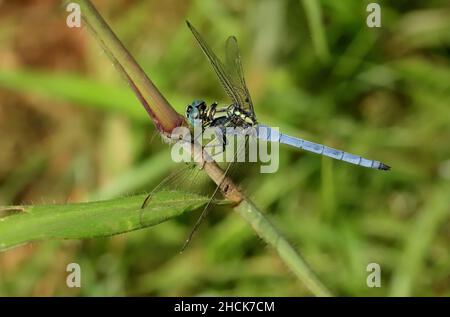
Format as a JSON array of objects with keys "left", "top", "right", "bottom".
[
  {"left": 186, "top": 99, "right": 256, "bottom": 130},
  {"left": 228, "top": 104, "right": 257, "bottom": 126}
]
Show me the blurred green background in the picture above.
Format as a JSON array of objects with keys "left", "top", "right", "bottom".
[{"left": 0, "top": 0, "right": 449, "bottom": 296}]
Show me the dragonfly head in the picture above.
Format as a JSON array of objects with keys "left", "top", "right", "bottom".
[{"left": 186, "top": 100, "right": 206, "bottom": 126}]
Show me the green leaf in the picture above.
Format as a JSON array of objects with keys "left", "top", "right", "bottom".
[
  {"left": 0, "top": 191, "right": 209, "bottom": 251},
  {"left": 0, "top": 69, "right": 188, "bottom": 121}
]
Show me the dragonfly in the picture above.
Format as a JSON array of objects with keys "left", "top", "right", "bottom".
[
  {"left": 185, "top": 21, "right": 390, "bottom": 171},
  {"left": 142, "top": 22, "right": 390, "bottom": 251}
]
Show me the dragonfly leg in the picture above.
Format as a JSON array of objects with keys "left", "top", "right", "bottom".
[
  {"left": 206, "top": 102, "right": 217, "bottom": 121},
  {"left": 217, "top": 123, "right": 230, "bottom": 152},
  {"left": 202, "top": 127, "right": 228, "bottom": 159},
  {"left": 198, "top": 160, "right": 206, "bottom": 170},
  {"left": 222, "top": 123, "right": 232, "bottom": 152},
  {"left": 140, "top": 191, "right": 156, "bottom": 227},
  {"left": 210, "top": 135, "right": 228, "bottom": 158},
  {"left": 223, "top": 134, "right": 228, "bottom": 152},
  {"left": 216, "top": 126, "right": 228, "bottom": 152}
]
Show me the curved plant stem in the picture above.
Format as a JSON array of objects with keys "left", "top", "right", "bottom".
[{"left": 69, "top": 0, "right": 185, "bottom": 134}]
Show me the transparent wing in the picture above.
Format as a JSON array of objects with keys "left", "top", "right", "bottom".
[
  {"left": 140, "top": 134, "right": 246, "bottom": 250},
  {"left": 225, "top": 36, "right": 255, "bottom": 118},
  {"left": 186, "top": 21, "right": 247, "bottom": 110}
]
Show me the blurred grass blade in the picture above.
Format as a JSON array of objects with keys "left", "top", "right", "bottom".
[
  {"left": 389, "top": 185, "right": 450, "bottom": 296},
  {"left": 301, "top": 0, "right": 330, "bottom": 63},
  {"left": 0, "top": 191, "right": 208, "bottom": 251},
  {"left": 0, "top": 151, "right": 47, "bottom": 205},
  {"left": 0, "top": 69, "right": 147, "bottom": 121}
]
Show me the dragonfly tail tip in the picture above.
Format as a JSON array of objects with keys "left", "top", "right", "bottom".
[{"left": 379, "top": 163, "right": 391, "bottom": 171}]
